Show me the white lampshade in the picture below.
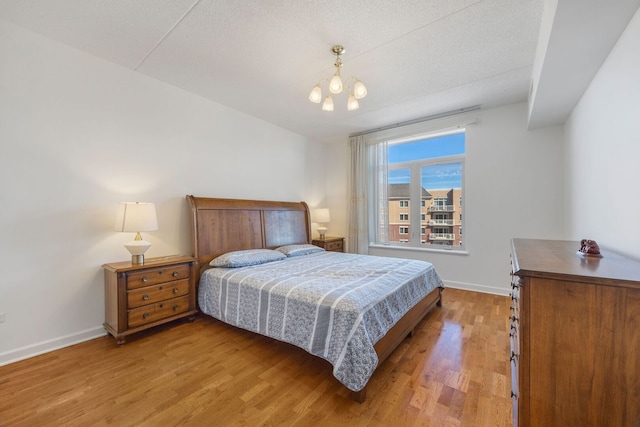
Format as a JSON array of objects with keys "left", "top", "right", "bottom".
[
  {"left": 313, "top": 208, "right": 331, "bottom": 224},
  {"left": 329, "top": 73, "right": 343, "bottom": 94},
  {"left": 115, "top": 202, "right": 158, "bottom": 264},
  {"left": 322, "top": 95, "right": 334, "bottom": 112},
  {"left": 115, "top": 202, "right": 158, "bottom": 232},
  {"left": 308, "top": 85, "right": 322, "bottom": 103},
  {"left": 347, "top": 93, "right": 360, "bottom": 111},
  {"left": 354, "top": 80, "right": 367, "bottom": 99}
]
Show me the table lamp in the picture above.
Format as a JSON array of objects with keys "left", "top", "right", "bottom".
[
  {"left": 114, "top": 202, "right": 158, "bottom": 264},
  {"left": 313, "top": 208, "right": 331, "bottom": 240}
]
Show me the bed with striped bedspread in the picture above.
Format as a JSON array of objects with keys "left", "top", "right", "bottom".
[{"left": 198, "top": 250, "right": 444, "bottom": 392}]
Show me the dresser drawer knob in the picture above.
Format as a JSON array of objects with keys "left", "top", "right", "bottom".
[
  {"left": 143, "top": 313, "right": 150, "bottom": 319},
  {"left": 172, "top": 271, "right": 178, "bottom": 277},
  {"left": 142, "top": 294, "right": 149, "bottom": 300},
  {"left": 142, "top": 276, "right": 149, "bottom": 282},
  {"left": 159, "top": 303, "right": 164, "bottom": 308},
  {"left": 173, "top": 287, "right": 179, "bottom": 293},
  {"left": 173, "top": 304, "right": 179, "bottom": 311}
]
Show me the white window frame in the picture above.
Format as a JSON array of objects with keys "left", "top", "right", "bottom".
[{"left": 368, "top": 126, "right": 467, "bottom": 254}]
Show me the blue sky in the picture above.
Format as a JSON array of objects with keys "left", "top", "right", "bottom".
[{"left": 388, "top": 132, "right": 464, "bottom": 190}]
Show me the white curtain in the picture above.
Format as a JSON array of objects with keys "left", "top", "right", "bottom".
[
  {"left": 348, "top": 136, "right": 389, "bottom": 253},
  {"left": 371, "top": 140, "right": 389, "bottom": 245},
  {"left": 348, "top": 135, "right": 369, "bottom": 254}
]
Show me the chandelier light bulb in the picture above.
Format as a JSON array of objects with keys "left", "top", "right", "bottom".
[
  {"left": 329, "top": 73, "right": 343, "bottom": 94},
  {"left": 354, "top": 80, "right": 367, "bottom": 99},
  {"left": 309, "top": 85, "right": 322, "bottom": 103},
  {"left": 347, "top": 92, "right": 359, "bottom": 111},
  {"left": 322, "top": 95, "right": 334, "bottom": 111}
]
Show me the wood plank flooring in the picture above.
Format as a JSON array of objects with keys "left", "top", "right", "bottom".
[{"left": 0, "top": 288, "right": 512, "bottom": 426}]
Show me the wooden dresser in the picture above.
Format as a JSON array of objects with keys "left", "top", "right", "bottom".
[
  {"left": 103, "top": 255, "right": 197, "bottom": 345},
  {"left": 510, "top": 239, "right": 640, "bottom": 427}
]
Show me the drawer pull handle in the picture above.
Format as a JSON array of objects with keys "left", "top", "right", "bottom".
[
  {"left": 173, "top": 304, "right": 179, "bottom": 311},
  {"left": 143, "top": 313, "right": 150, "bottom": 319},
  {"left": 159, "top": 303, "right": 164, "bottom": 308},
  {"left": 142, "top": 294, "right": 149, "bottom": 300},
  {"left": 173, "top": 287, "right": 179, "bottom": 293},
  {"left": 159, "top": 286, "right": 163, "bottom": 290},
  {"left": 142, "top": 276, "right": 149, "bottom": 282},
  {"left": 172, "top": 271, "right": 178, "bottom": 277}
]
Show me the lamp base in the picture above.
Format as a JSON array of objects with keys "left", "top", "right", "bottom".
[
  {"left": 124, "top": 239, "right": 152, "bottom": 265},
  {"left": 318, "top": 226, "right": 328, "bottom": 240},
  {"left": 131, "top": 254, "right": 145, "bottom": 265}
]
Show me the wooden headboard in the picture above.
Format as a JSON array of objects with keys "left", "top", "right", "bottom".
[{"left": 186, "top": 195, "right": 311, "bottom": 275}]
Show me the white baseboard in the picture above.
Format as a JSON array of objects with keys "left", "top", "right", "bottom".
[
  {"left": 0, "top": 326, "right": 107, "bottom": 367},
  {"left": 443, "top": 280, "right": 511, "bottom": 296}
]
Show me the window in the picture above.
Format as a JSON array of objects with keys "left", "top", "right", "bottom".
[{"left": 371, "top": 128, "right": 465, "bottom": 250}]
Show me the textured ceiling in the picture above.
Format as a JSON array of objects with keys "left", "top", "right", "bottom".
[{"left": 0, "top": 0, "right": 545, "bottom": 142}]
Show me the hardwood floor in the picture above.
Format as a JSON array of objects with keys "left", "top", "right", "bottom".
[{"left": 0, "top": 288, "right": 512, "bottom": 426}]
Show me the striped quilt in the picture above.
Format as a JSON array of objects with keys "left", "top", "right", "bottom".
[{"left": 198, "top": 251, "right": 444, "bottom": 391}]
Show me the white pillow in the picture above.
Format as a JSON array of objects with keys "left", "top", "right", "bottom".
[
  {"left": 209, "top": 249, "right": 286, "bottom": 268},
  {"left": 275, "top": 244, "right": 325, "bottom": 257}
]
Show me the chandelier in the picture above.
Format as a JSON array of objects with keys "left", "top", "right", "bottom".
[{"left": 308, "top": 45, "right": 367, "bottom": 111}]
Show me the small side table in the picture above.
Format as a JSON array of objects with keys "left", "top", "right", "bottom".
[
  {"left": 103, "top": 255, "right": 197, "bottom": 345},
  {"left": 312, "top": 237, "right": 344, "bottom": 253}
]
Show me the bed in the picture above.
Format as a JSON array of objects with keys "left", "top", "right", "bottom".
[{"left": 186, "top": 195, "right": 444, "bottom": 402}]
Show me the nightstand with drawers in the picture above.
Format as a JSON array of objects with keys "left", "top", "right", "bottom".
[
  {"left": 103, "top": 255, "right": 197, "bottom": 345},
  {"left": 312, "top": 237, "right": 344, "bottom": 253}
]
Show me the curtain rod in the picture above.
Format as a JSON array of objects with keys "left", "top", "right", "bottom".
[{"left": 349, "top": 105, "right": 481, "bottom": 138}]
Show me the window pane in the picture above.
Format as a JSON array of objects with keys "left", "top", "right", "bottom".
[
  {"left": 387, "top": 168, "right": 410, "bottom": 244},
  {"left": 421, "top": 162, "right": 463, "bottom": 247},
  {"left": 388, "top": 132, "right": 465, "bottom": 164}
]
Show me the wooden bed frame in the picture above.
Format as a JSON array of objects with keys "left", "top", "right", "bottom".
[{"left": 186, "top": 195, "right": 442, "bottom": 402}]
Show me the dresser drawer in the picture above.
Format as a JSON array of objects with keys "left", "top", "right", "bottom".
[
  {"left": 126, "top": 264, "right": 190, "bottom": 289},
  {"left": 127, "top": 279, "right": 190, "bottom": 309},
  {"left": 325, "top": 240, "right": 343, "bottom": 252},
  {"left": 127, "top": 295, "right": 191, "bottom": 328}
]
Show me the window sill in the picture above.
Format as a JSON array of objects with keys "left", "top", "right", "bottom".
[{"left": 368, "top": 243, "right": 469, "bottom": 256}]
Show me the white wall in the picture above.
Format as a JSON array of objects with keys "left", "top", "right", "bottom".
[
  {"left": 564, "top": 8, "right": 640, "bottom": 260},
  {"left": 0, "top": 20, "right": 318, "bottom": 363},
  {"left": 325, "top": 102, "right": 565, "bottom": 295}
]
